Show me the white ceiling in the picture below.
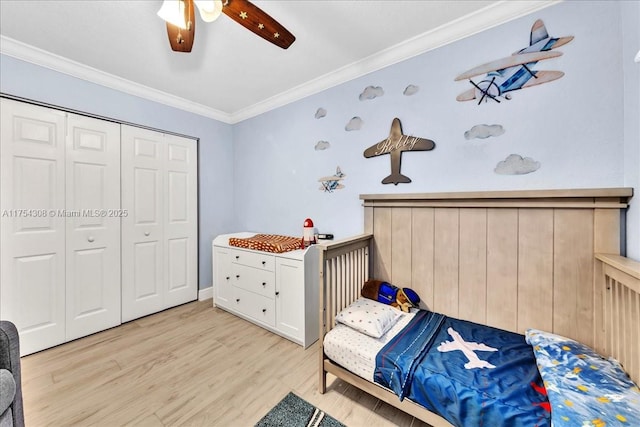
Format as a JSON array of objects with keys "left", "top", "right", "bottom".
[{"left": 0, "top": 1, "right": 556, "bottom": 123}]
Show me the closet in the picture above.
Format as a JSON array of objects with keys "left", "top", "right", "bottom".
[
  {"left": 0, "top": 98, "right": 198, "bottom": 355},
  {"left": 120, "top": 125, "right": 198, "bottom": 322}
]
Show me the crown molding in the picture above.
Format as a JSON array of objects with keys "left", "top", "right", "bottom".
[
  {"left": 0, "top": 35, "right": 233, "bottom": 123},
  {"left": 1, "top": 1, "right": 559, "bottom": 125},
  {"left": 231, "top": 0, "right": 560, "bottom": 123}
]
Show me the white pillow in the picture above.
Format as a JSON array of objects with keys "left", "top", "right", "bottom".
[{"left": 335, "top": 298, "right": 404, "bottom": 338}]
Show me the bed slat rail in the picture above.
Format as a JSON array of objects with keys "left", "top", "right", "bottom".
[
  {"left": 318, "top": 234, "right": 372, "bottom": 393},
  {"left": 595, "top": 253, "right": 640, "bottom": 385},
  {"left": 319, "top": 235, "right": 372, "bottom": 331}
]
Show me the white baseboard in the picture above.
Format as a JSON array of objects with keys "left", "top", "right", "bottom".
[{"left": 198, "top": 286, "right": 213, "bottom": 301}]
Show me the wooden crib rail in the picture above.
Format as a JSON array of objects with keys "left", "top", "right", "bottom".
[
  {"left": 318, "top": 234, "right": 372, "bottom": 332},
  {"left": 594, "top": 253, "right": 640, "bottom": 385},
  {"left": 318, "top": 234, "right": 373, "bottom": 394}
]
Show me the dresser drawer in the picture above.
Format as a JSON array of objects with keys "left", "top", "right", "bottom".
[
  {"left": 232, "top": 288, "right": 276, "bottom": 327},
  {"left": 230, "top": 248, "right": 275, "bottom": 271},
  {"left": 231, "top": 264, "right": 275, "bottom": 299}
]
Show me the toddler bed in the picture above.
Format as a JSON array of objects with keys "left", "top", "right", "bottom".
[{"left": 318, "top": 188, "right": 639, "bottom": 427}]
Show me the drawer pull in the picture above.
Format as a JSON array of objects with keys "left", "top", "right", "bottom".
[
  {"left": 275, "top": 292, "right": 280, "bottom": 296},
  {"left": 262, "top": 309, "right": 267, "bottom": 313},
  {"left": 236, "top": 255, "right": 240, "bottom": 260},
  {"left": 262, "top": 282, "right": 266, "bottom": 287},
  {"left": 262, "top": 261, "right": 266, "bottom": 266},
  {"left": 226, "top": 276, "right": 230, "bottom": 280},
  {"left": 236, "top": 298, "right": 240, "bottom": 303},
  {"left": 236, "top": 274, "right": 240, "bottom": 278}
]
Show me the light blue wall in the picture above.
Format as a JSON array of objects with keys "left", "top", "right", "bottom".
[
  {"left": 233, "top": 1, "right": 639, "bottom": 260},
  {"left": 1, "top": 0, "right": 638, "bottom": 297},
  {"left": 621, "top": 0, "right": 640, "bottom": 260},
  {"left": 0, "top": 55, "right": 235, "bottom": 289}
]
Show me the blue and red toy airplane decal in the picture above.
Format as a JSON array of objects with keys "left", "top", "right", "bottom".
[{"left": 455, "top": 19, "right": 573, "bottom": 104}]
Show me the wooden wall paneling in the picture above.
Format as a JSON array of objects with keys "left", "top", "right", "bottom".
[
  {"left": 553, "top": 209, "right": 594, "bottom": 346},
  {"left": 391, "top": 208, "right": 413, "bottom": 287},
  {"left": 593, "top": 206, "right": 621, "bottom": 254},
  {"left": 517, "top": 209, "right": 554, "bottom": 334},
  {"left": 458, "top": 208, "right": 487, "bottom": 324},
  {"left": 433, "top": 208, "right": 459, "bottom": 317},
  {"left": 411, "top": 208, "right": 435, "bottom": 310},
  {"left": 364, "top": 206, "right": 374, "bottom": 235},
  {"left": 372, "top": 208, "right": 392, "bottom": 281},
  {"left": 486, "top": 209, "right": 518, "bottom": 332}
]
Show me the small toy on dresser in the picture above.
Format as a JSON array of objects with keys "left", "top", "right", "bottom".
[{"left": 361, "top": 279, "right": 420, "bottom": 313}]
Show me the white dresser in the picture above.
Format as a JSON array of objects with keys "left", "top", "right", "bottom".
[{"left": 212, "top": 233, "right": 319, "bottom": 348}]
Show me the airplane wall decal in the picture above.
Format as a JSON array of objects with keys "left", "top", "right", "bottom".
[
  {"left": 318, "top": 166, "right": 345, "bottom": 192},
  {"left": 436, "top": 327, "right": 498, "bottom": 369},
  {"left": 363, "top": 118, "right": 435, "bottom": 185},
  {"left": 455, "top": 19, "right": 573, "bottom": 104}
]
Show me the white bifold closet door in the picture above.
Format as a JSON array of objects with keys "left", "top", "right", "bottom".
[
  {"left": 65, "top": 113, "right": 121, "bottom": 341},
  {"left": 0, "top": 99, "right": 121, "bottom": 355},
  {"left": 121, "top": 125, "right": 197, "bottom": 322}
]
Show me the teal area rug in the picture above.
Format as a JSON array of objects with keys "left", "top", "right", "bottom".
[{"left": 255, "top": 392, "right": 345, "bottom": 427}]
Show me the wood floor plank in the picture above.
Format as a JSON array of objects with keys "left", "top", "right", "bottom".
[{"left": 21, "top": 300, "right": 431, "bottom": 426}]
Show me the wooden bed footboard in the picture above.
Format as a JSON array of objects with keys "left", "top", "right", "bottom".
[
  {"left": 594, "top": 253, "right": 640, "bottom": 384},
  {"left": 318, "top": 234, "right": 372, "bottom": 393}
]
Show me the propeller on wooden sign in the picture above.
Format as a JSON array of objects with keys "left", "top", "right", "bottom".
[{"left": 158, "top": 0, "right": 295, "bottom": 53}]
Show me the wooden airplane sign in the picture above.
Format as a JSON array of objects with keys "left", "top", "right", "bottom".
[
  {"left": 364, "top": 118, "right": 435, "bottom": 185},
  {"left": 455, "top": 19, "right": 573, "bottom": 104}
]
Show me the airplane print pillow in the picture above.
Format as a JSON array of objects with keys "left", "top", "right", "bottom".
[
  {"left": 335, "top": 298, "right": 404, "bottom": 339},
  {"left": 526, "top": 329, "right": 640, "bottom": 427}
]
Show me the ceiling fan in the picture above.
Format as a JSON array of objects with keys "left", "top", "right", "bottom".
[{"left": 157, "top": 0, "right": 295, "bottom": 52}]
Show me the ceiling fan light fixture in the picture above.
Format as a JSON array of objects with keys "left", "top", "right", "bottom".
[
  {"left": 194, "top": 0, "right": 223, "bottom": 22},
  {"left": 157, "top": 0, "right": 187, "bottom": 29}
]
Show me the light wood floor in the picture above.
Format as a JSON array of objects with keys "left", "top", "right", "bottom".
[{"left": 21, "top": 300, "right": 431, "bottom": 427}]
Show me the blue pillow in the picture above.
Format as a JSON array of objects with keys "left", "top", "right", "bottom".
[{"left": 526, "top": 329, "right": 640, "bottom": 426}]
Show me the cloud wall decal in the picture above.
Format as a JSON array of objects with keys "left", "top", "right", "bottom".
[
  {"left": 495, "top": 154, "right": 540, "bottom": 175},
  {"left": 359, "top": 86, "right": 384, "bottom": 100},
  {"left": 315, "top": 108, "right": 327, "bottom": 119},
  {"left": 315, "top": 140, "right": 331, "bottom": 150},
  {"left": 403, "top": 85, "right": 419, "bottom": 96},
  {"left": 345, "top": 117, "right": 364, "bottom": 131},
  {"left": 465, "top": 124, "right": 505, "bottom": 140}
]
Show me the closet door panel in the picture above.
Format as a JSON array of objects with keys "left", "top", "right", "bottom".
[
  {"left": 121, "top": 126, "right": 165, "bottom": 321},
  {"left": 164, "top": 134, "right": 197, "bottom": 308},
  {"left": 0, "top": 99, "right": 66, "bottom": 355},
  {"left": 65, "top": 114, "right": 121, "bottom": 340}
]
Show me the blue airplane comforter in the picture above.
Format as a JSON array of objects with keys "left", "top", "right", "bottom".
[{"left": 374, "top": 310, "right": 550, "bottom": 427}]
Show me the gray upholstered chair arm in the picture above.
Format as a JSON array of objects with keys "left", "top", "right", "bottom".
[{"left": 0, "top": 321, "right": 24, "bottom": 427}]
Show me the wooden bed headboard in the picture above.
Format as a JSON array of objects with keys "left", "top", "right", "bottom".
[{"left": 319, "top": 187, "right": 639, "bottom": 388}]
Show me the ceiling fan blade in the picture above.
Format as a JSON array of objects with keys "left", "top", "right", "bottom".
[
  {"left": 166, "top": 0, "right": 196, "bottom": 52},
  {"left": 222, "top": 0, "right": 295, "bottom": 49}
]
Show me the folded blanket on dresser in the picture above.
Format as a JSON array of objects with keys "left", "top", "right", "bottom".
[
  {"left": 374, "top": 311, "right": 550, "bottom": 427},
  {"left": 228, "top": 234, "right": 301, "bottom": 253}
]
